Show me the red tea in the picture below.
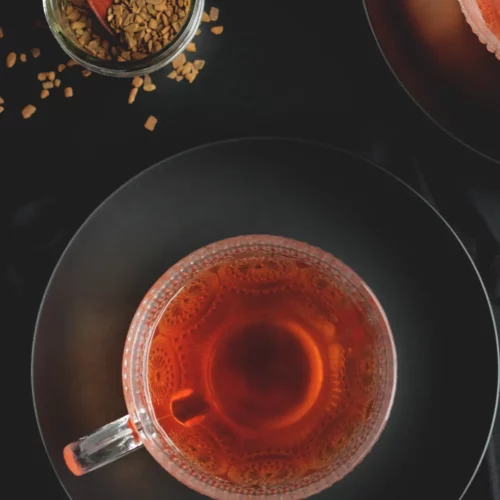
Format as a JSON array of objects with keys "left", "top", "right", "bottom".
[{"left": 147, "top": 252, "right": 380, "bottom": 489}]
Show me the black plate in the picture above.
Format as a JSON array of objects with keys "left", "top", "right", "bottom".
[
  {"left": 364, "top": 0, "right": 500, "bottom": 165},
  {"left": 32, "top": 139, "right": 499, "bottom": 500}
]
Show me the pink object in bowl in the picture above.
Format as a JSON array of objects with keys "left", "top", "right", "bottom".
[{"left": 458, "top": 0, "right": 500, "bottom": 59}]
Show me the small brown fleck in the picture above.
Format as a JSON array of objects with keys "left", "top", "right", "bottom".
[
  {"left": 0, "top": 106, "right": 4, "bottom": 114},
  {"left": 31, "top": 48, "right": 41, "bottom": 58},
  {"left": 172, "top": 52, "right": 186, "bottom": 69},
  {"left": 144, "top": 115, "right": 158, "bottom": 132},
  {"left": 67, "top": 59, "right": 79, "bottom": 67},
  {"left": 67, "top": 10, "right": 81, "bottom": 21},
  {"left": 124, "top": 22, "right": 139, "bottom": 32},
  {"left": 42, "top": 81, "right": 54, "bottom": 89},
  {"left": 201, "top": 11, "right": 210, "bottom": 22},
  {"left": 41, "top": 89, "right": 50, "bottom": 99},
  {"left": 54, "top": 79, "right": 61, "bottom": 87},
  {"left": 57, "top": 64, "right": 66, "bottom": 72},
  {"left": 209, "top": 7, "right": 219, "bottom": 21},
  {"left": 0, "top": 97, "right": 4, "bottom": 105},
  {"left": 20, "top": 53, "right": 27, "bottom": 63},
  {"left": 193, "top": 59, "right": 205, "bottom": 70},
  {"left": 6, "top": 52, "right": 16, "bottom": 68},
  {"left": 144, "top": 74, "right": 152, "bottom": 86},
  {"left": 64, "top": 87, "right": 74, "bottom": 98},
  {"left": 186, "top": 42, "right": 196, "bottom": 52},
  {"left": 196, "top": 28, "right": 201, "bottom": 36},
  {"left": 71, "top": 21, "right": 87, "bottom": 30},
  {"left": 129, "top": 87, "right": 138, "bottom": 104},
  {"left": 181, "top": 62, "right": 193, "bottom": 75},
  {"left": 22, "top": 104, "right": 37, "bottom": 119},
  {"left": 0, "top": 27, "right": 3, "bottom": 39},
  {"left": 167, "top": 70, "right": 177, "bottom": 79},
  {"left": 143, "top": 83, "right": 156, "bottom": 92},
  {"left": 82, "top": 69, "right": 92, "bottom": 77},
  {"left": 185, "top": 70, "right": 197, "bottom": 83},
  {"left": 37, "top": 72, "right": 48, "bottom": 81},
  {"left": 48, "top": 71, "right": 56, "bottom": 81},
  {"left": 210, "top": 26, "right": 223, "bottom": 35},
  {"left": 132, "top": 76, "right": 144, "bottom": 88}
]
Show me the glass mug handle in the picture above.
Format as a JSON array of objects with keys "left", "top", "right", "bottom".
[
  {"left": 64, "top": 389, "right": 208, "bottom": 475},
  {"left": 63, "top": 415, "right": 143, "bottom": 476}
]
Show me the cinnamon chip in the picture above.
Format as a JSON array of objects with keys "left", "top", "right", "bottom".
[
  {"left": 22, "top": 104, "right": 37, "bottom": 119},
  {"left": 209, "top": 7, "right": 219, "bottom": 21},
  {"left": 144, "top": 115, "right": 158, "bottom": 131},
  {"left": 6, "top": 52, "right": 16, "bottom": 68}
]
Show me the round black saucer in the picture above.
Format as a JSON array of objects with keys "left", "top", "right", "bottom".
[
  {"left": 32, "top": 139, "right": 498, "bottom": 500},
  {"left": 364, "top": 0, "right": 500, "bottom": 165}
]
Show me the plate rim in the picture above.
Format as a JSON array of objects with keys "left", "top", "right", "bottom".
[
  {"left": 31, "top": 136, "right": 500, "bottom": 500},
  {"left": 363, "top": 0, "right": 500, "bottom": 167}
]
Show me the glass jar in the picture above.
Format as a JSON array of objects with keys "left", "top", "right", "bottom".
[{"left": 43, "top": 0, "right": 204, "bottom": 77}]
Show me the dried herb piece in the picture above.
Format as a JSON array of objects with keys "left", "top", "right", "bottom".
[
  {"left": 132, "top": 76, "right": 144, "bottom": 87},
  {"left": 209, "top": 7, "right": 219, "bottom": 21},
  {"left": 129, "top": 87, "right": 139, "bottom": 103},
  {"left": 6, "top": 52, "right": 16, "bottom": 68},
  {"left": 22, "top": 104, "right": 37, "bottom": 119},
  {"left": 144, "top": 115, "right": 158, "bottom": 131}
]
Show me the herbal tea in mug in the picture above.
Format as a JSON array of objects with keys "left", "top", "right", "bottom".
[{"left": 64, "top": 235, "right": 397, "bottom": 500}]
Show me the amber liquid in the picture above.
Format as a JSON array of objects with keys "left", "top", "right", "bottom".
[{"left": 147, "top": 253, "right": 379, "bottom": 490}]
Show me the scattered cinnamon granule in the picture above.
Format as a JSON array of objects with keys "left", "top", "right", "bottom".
[
  {"left": 6, "top": 52, "right": 16, "bottom": 68},
  {"left": 22, "top": 105, "right": 37, "bottom": 119},
  {"left": 144, "top": 115, "right": 158, "bottom": 131},
  {"left": 209, "top": 7, "right": 219, "bottom": 21},
  {"left": 128, "top": 87, "right": 138, "bottom": 104}
]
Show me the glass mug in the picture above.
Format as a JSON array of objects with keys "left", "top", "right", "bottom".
[{"left": 64, "top": 235, "right": 397, "bottom": 499}]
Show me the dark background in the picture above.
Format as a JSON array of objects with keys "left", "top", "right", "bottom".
[{"left": 2, "top": 0, "right": 499, "bottom": 498}]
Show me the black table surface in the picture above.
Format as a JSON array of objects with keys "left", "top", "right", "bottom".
[{"left": 3, "top": 0, "right": 499, "bottom": 499}]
